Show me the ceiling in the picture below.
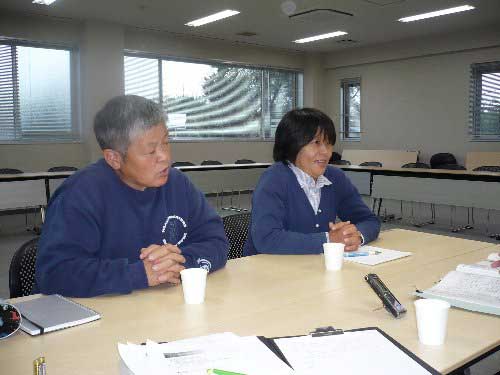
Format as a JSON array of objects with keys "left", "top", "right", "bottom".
[{"left": 1, "top": 0, "right": 500, "bottom": 52}]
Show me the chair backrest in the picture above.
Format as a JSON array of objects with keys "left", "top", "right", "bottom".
[
  {"left": 200, "top": 160, "right": 223, "bottom": 166},
  {"left": 330, "top": 152, "right": 342, "bottom": 163},
  {"left": 222, "top": 212, "right": 251, "bottom": 260},
  {"left": 0, "top": 168, "right": 23, "bottom": 174},
  {"left": 359, "top": 161, "right": 382, "bottom": 167},
  {"left": 433, "top": 163, "right": 466, "bottom": 170},
  {"left": 332, "top": 160, "right": 351, "bottom": 166},
  {"left": 9, "top": 238, "right": 39, "bottom": 298},
  {"left": 473, "top": 165, "right": 500, "bottom": 172},
  {"left": 430, "top": 153, "right": 457, "bottom": 169},
  {"left": 172, "top": 161, "right": 196, "bottom": 167},
  {"left": 234, "top": 159, "right": 255, "bottom": 164},
  {"left": 47, "top": 166, "right": 78, "bottom": 172},
  {"left": 401, "top": 162, "right": 430, "bottom": 169}
]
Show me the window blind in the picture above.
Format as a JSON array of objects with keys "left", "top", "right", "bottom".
[
  {"left": 469, "top": 61, "right": 500, "bottom": 140},
  {"left": 124, "top": 56, "right": 160, "bottom": 102},
  {"left": 124, "top": 53, "right": 303, "bottom": 140},
  {"left": 0, "top": 42, "right": 74, "bottom": 142},
  {"left": 340, "top": 78, "right": 361, "bottom": 140},
  {"left": 0, "top": 44, "right": 18, "bottom": 140}
]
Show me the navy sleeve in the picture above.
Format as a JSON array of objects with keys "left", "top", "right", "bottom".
[
  {"left": 250, "top": 171, "right": 326, "bottom": 255},
  {"left": 35, "top": 188, "right": 148, "bottom": 298},
  {"left": 335, "top": 171, "right": 381, "bottom": 244},
  {"left": 179, "top": 175, "right": 228, "bottom": 272}
]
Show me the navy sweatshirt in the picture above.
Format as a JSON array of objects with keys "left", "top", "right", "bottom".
[
  {"left": 35, "top": 159, "right": 228, "bottom": 297},
  {"left": 244, "top": 162, "right": 380, "bottom": 255}
]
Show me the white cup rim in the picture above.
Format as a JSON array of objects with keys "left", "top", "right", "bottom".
[
  {"left": 414, "top": 298, "right": 450, "bottom": 310},
  {"left": 180, "top": 267, "right": 208, "bottom": 276}
]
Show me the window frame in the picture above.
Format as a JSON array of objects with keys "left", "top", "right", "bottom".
[
  {"left": 469, "top": 61, "right": 500, "bottom": 142},
  {"left": 124, "top": 51, "right": 303, "bottom": 142},
  {"left": 0, "top": 38, "right": 79, "bottom": 144},
  {"left": 340, "top": 77, "right": 361, "bottom": 141}
]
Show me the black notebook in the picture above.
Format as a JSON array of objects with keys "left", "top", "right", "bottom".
[{"left": 13, "top": 294, "right": 100, "bottom": 336}]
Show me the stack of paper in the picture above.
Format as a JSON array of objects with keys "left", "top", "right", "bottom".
[
  {"left": 118, "top": 332, "right": 293, "bottom": 375},
  {"left": 343, "top": 245, "right": 412, "bottom": 266},
  {"left": 414, "top": 253, "right": 500, "bottom": 316}
]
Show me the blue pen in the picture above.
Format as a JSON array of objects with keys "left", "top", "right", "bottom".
[{"left": 344, "top": 250, "right": 381, "bottom": 257}]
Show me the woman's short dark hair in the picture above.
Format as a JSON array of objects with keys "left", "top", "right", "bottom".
[{"left": 273, "top": 108, "right": 336, "bottom": 163}]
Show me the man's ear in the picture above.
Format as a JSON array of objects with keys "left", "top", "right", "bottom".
[{"left": 103, "top": 149, "right": 123, "bottom": 171}]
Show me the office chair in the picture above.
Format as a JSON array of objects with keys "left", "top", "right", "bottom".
[
  {"left": 234, "top": 159, "right": 255, "bottom": 164},
  {"left": 430, "top": 153, "right": 457, "bottom": 169},
  {"left": 0, "top": 168, "right": 23, "bottom": 174},
  {"left": 473, "top": 166, "right": 500, "bottom": 173},
  {"left": 222, "top": 212, "right": 251, "bottom": 259},
  {"left": 401, "top": 162, "right": 430, "bottom": 169},
  {"left": 359, "top": 161, "right": 382, "bottom": 167},
  {"left": 433, "top": 164, "right": 466, "bottom": 170},
  {"left": 47, "top": 166, "right": 78, "bottom": 172},
  {"left": 200, "top": 160, "right": 223, "bottom": 166},
  {"left": 9, "top": 237, "right": 38, "bottom": 298},
  {"left": 329, "top": 152, "right": 342, "bottom": 164},
  {"left": 172, "top": 161, "right": 196, "bottom": 167},
  {"left": 332, "top": 160, "right": 351, "bottom": 166}
]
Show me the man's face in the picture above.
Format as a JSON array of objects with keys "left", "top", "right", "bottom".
[{"left": 117, "top": 123, "right": 171, "bottom": 191}]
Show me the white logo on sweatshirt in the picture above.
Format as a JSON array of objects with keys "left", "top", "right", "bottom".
[
  {"left": 162, "top": 215, "right": 187, "bottom": 246},
  {"left": 197, "top": 258, "right": 212, "bottom": 271}
]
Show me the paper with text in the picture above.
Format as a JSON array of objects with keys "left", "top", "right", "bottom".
[
  {"left": 275, "top": 330, "right": 433, "bottom": 375},
  {"left": 118, "top": 332, "right": 293, "bottom": 375}
]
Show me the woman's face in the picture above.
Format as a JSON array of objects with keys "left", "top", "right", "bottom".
[{"left": 294, "top": 130, "right": 333, "bottom": 180}]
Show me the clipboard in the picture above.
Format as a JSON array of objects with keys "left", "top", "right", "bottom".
[{"left": 258, "top": 326, "right": 440, "bottom": 375}]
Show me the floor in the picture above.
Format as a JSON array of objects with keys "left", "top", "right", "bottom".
[{"left": 1, "top": 208, "right": 498, "bottom": 374}]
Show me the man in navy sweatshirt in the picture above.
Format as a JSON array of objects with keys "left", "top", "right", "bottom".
[{"left": 35, "top": 95, "right": 228, "bottom": 297}]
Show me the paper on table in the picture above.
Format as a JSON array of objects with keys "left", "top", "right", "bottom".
[
  {"left": 343, "top": 245, "right": 412, "bottom": 265},
  {"left": 274, "top": 330, "right": 433, "bottom": 375},
  {"left": 416, "top": 270, "right": 500, "bottom": 315},
  {"left": 118, "top": 332, "right": 293, "bottom": 375}
]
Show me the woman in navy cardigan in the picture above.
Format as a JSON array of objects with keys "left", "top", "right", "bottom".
[{"left": 243, "top": 108, "right": 380, "bottom": 256}]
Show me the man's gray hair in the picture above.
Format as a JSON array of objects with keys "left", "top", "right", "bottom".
[{"left": 94, "top": 95, "right": 166, "bottom": 155}]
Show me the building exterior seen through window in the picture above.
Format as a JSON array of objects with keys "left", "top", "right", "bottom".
[
  {"left": 340, "top": 78, "right": 361, "bottom": 141},
  {"left": 124, "top": 54, "right": 303, "bottom": 140},
  {"left": 470, "top": 62, "right": 500, "bottom": 140},
  {"left": 0, "top": 42, "right": 75, "bottom": 143}
]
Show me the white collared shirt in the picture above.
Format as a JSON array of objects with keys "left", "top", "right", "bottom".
[
  {"left": 288, "top": 162, "right": 332, "bottom": 215},
  {"left": 288, "top": 162, "right": 364, "bottom": 245}
]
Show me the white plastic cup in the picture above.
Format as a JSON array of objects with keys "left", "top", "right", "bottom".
[
  {"left": 323, "top": 242, "right": 345, "bottom": 271},
  {"left": 414, "top": 299, "right": 451, "bottom": 345},
  {"left": 180, "top": 268, "right": 208, "bottom": 304}
]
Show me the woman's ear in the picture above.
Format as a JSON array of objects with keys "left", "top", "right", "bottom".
[{"left": 103, "top": 149, "right": 123, "bottom": 171}]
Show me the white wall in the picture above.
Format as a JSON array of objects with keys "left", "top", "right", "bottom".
[
  {"left": 0, "top": 12, "right": 312, "bottom": 170},
  {"left": 325, "top": 27, "right": 500, "bottom": 165}
]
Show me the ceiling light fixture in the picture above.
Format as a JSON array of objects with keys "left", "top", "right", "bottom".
[
  {"left": 32, "top": 0, "right": 57, "bottom": 5},
  {"left": 294, "top": 31, "right": 347, "bottom": 44},
  {"left": 185, "top": 10, "right": 240, "bottom": 27},
  {"left": 398, "top": 5, "right": 475, "bottom": 22}
]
